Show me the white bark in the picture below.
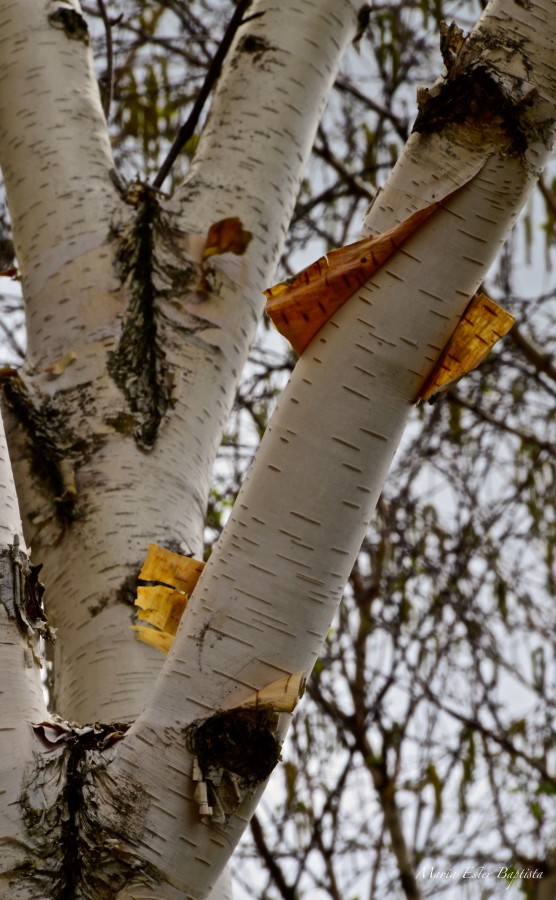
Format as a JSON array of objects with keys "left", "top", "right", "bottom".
[
  {"left": 0, "top": 0, "right": 360, "bottom": 725},
  {"left": 98, "top": 0, "right": 556, "bottom": 895},
  {"left": 1, "top": 0, "right": 554, "bottom": 896},
  {"left": 0, "top": 418, "right": 50, "bottom": 889},
  {"left": 0, "top": 0, "right": 362, "bottom": 896},
  {"left": 0, "top": 412, "right": 24, "bottom": 548}
]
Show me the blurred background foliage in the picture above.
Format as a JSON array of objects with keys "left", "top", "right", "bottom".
[{"left": 1, "top": 1, "right": 555, "bottom": 897}]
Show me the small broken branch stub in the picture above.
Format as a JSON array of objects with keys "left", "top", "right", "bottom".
[{"left": 48, "top": 7, "right": 89, "bottom": 44}]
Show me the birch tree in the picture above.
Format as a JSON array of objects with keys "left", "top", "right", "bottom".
[{"left": 0, "top": 1, "right": 555, "bottom": 898}]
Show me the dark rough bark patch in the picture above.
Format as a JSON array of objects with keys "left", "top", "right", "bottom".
[
  {"left": 87, "top": 594, "right": 111, "bottom": 618},
  {"left": 239, "top": 34, "right": 270, "bottom": 55},
  {"left": 54, "top": 727, "right": 133, "bottom": 899},
  {"left": 21, "top": 723, "right": 158, "bottom": 899},
  {"left": 413, "top": 65, "right": 530, "bottom": 155},
  {"left": 58, "top": 737, "right": 88, "bottom": 899},
  {"left": 116, "top": 571, "right": 141, "bottom": 608},
  {"left": 1, "top": 376, "right": 79, "bottom": 519},
  {"left": 48, "top": 7, "right": 89, "bottom": 44},
  {"left": 185, "top": 707, "right": 281, "bottom": 786},
  {"left": 88, "top": 571, "right": 140, "bottom": 618},
  {"left": 185, "top": 707, "right": 282, "bottom": 822},
  {"left": 108, "top": 187, "right": 172, "bottom": 449},
  {"left": 237, "top": 34, "right": 276, "bottom": 68}
]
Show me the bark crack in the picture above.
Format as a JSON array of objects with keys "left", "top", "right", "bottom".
[
  {"left": 0, "top": 540, "right": 53, "bottom": 647},
  {"left": 57, "top": 734, "right": 87, "bottom": 900}
]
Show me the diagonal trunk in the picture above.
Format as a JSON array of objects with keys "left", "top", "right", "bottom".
[{"left": 103, "top": 0, "right": 556, "bottom": 895}]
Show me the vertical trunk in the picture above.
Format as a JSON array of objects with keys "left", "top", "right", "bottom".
[
  {"left": 0, "top": 0, "right": 361, "bottom": 896},
  {"left": 0, "top": 416, "right": 50, "bottom": 888},
  {"left": 0, "top": 0, "right": 360, "bottom": 724}
]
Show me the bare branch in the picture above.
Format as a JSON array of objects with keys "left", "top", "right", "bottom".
[{"left": 153, "top": 0, "right": 257, "bottom": 189}]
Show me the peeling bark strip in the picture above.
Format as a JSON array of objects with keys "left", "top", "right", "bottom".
[
  {"left": 108, "top": 185, "right": 172, "bottom": 448},
  {"left": 265, "top": 200, "right": 450, "bottom": 355},
  {"left": 132, "top": 543, "right": 205, "bottom": 652},
  {"left": 417, "top": 292, "right": 515, "bottom": 401},
  {"left": 0, "top": 538, "right": 52, "bottom": 644}
]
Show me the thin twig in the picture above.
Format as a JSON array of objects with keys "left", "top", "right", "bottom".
[
  {"left": 334, "top": 77, "right": 409, "bottom": 140},
  {"left": 510, "top": 323, "right": 556, "bottom": 383},
  {"left": 249, "top": 813, "right": 297, "bottom": 900},
  {"left": 315, "top": 124, "right": 375, "bottom": 202},
  {"left": 449, "top": 392, "right": 555, "bottom": 456},
  {"left": 153, "top": 0, "right": 257, "bottom": 189},
  {"left": 420, "top": 684, "right": 556, "bottom": 787},
  {"left": 96, "top": 0, "right": 115, "bottom": 120},
  {"left": 0, "top": 314, "right": 25, "bottom": 362},
  {"left": 538, "top": 173, "right": 556, "bottom": 220}
]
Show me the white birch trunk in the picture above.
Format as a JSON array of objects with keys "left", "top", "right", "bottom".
[
  {"left": 99, "top": 0, "right": 556, "bottom": 896},
  {"left": 1, "top": 0, "right": 554, "bottom": 896},
  {"left": 0, "top": 0, "right": 359, "bottom": 725},
  {"left": 0, "top": 0, "right": 361, "bottom": 896},
  {"left": 0, "top": 416, "right": 52, "bottom": 890}
]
